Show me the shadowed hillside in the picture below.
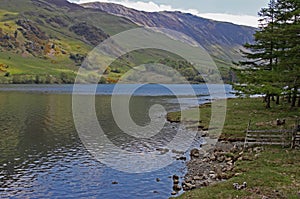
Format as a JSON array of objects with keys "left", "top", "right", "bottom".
[
  {"left": 0, "top": 0, "right": 256, "bottom": 84},
  {"left": 82, "top": 2, "right": 256, "bottom": 62}
]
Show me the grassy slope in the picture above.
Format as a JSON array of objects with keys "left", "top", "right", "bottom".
[
  {"left": 0, "top": 52, "right": 77, "bottom": 75},
  {"left": 0, "top": 0, "right": 137, "bottom": 35},
  {"left": 0, "top": 2, "right": 83, "bottom": 78},
  {"left": 0, "top": 0, "right": 234, "bottom": 83},
  {"left": 168, "top": 98, "right": 300, "bottom": 141},
  {"left": 0, "top": 0, "right": 138, "bottom": 82},
  {"left": 167, "top": 98, "right": 300, "bottom": 198},
  {"left": 176, "top": 146, "right": 300, "bottom": 199}
]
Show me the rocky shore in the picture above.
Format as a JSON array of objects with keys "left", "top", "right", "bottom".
[
  {"left": 182, "top": 140, "right": 244, "bottom": 191},
  {"left": 167, "top": 97, "right": 300, "bottom": 198},
  {"left": 170, "top": 133, "right": 263, "bottom": 195}
]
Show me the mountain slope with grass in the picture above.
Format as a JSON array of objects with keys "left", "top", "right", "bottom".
[
  {"left": 82, "top": 2, "right": 256, "bottom": 62},
  {"left": 0, "top": 0, "right": 138, "bottom": 83},
  {"left": 0, "top": 0, "right": 256, "bottom": 84}
]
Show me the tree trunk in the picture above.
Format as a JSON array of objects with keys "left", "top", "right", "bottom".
[
  {"left": 266, "top": 94, "right": 271, "bottom": 109},
  {"left": 291, "top": 87, "right": 298, "bottom": 107},
  {"left": 271, "top": 95, "right": 275, "bottom": 101},
  {"left": 263, "top": 95, "right": 267, "bottom": 103},
  {"left": 298, "top": 96, "right": 300, "bottom": 107},
  {"left": 287, "top": 92, "right": 291, "bottom": 103},
  {"left": 276, "top": 95, "right": 280, "bottom": 105}
]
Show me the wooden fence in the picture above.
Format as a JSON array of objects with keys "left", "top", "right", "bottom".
[
  {"left": 291, "top": 120, "right": 300, "bottom": 149},
  {"left": 244, "top": 120, "right": 299, "bottom": 148}
]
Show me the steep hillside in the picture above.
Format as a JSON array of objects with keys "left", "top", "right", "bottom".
[
  {"left": 0, "top": 0, "right": 256, "bottom": 84},
  {"left": 82, "top": 2, "right": 256, "bottom": 62},
  {"left": 0, "top": 0, "right": 137, "bottom": 83}
]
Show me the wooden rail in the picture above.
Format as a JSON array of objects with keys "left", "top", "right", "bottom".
[
  {"left": 291, "top": 120, "right": 300, "bottom": 149},
  {"left": 244, "top": 120, "right": 297, "bottom": 148}
]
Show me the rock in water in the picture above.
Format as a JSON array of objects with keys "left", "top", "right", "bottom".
[
  {"left": 171, "top": 191, "right": 177, "bottom": 195},
  {"left": 173, "top": 184, "right": 181, "bottom": 191},
  {"left": 172, "top": 175, "right": 179, "bottom": 181},
  {"left": 190, "top": 148, "right": 200, "bottom": 159}
]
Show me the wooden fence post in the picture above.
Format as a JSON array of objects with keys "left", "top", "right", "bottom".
[{"left": 244, "top": 120, "right": 251, "bottom": 149}]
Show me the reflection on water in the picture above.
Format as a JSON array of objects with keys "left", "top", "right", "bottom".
[
  {"left": 0, "top": 84, "right": 233, "bottom": 198},
  {"left": 0, "top": 92, "right": 191, "bottom": 199}
]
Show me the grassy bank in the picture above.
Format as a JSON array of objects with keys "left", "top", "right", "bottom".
[
  {"left": 176, "top": 146, "right": 300, "bottom": 198},
  {"left": 167, "top": 97, "right": 300, "bottom": 198},
  {"left": 167, "top": 97, "right": 300, "bottom": 141}
]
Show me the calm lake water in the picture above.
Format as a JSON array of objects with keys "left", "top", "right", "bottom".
[{"left": 0, "top": 84, "right": 234, "bottom": 199}]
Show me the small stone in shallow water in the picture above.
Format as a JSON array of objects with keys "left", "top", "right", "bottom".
[
  {"left": 173, "top": 175, "right": 180, "bottom": 184},
  {"left": 171, "top": 149, "right": 184, "bottom": 155},
  {"left": 176, "top": 156, "right": 187, "bottom": 161},
  {"left": 190, "top": 148, "right": 200, "bottom": 158},
  {"left": 172, "top": 175, "right": 179, "bottom": 181},
  {"left": 156, "top": 148, "right": 169, "bottom": 155},
  {"left": 173, "top": 184, "right": 181, "bottom": 191},
  {"left": 171, "top": 191, "right": 177, "bottom": 195}
]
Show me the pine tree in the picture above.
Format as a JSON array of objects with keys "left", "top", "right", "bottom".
[
  {"left": 275, "top": 0, "right": 300, "bottom": 107},
  {"left": 234, "top": 0, "right": 282, "bottom": 108},
  {"left": 234, "top": 0, "right": 299, "bottom": 108}
]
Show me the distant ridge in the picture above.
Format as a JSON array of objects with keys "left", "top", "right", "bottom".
[
  {"left": 0, "top": 0, "right": 256, "bottom": 83},
  {"left": 82, "top": 2, "right": 256, "bottom": 62}
]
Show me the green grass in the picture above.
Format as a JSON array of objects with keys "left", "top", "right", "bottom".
[
  {"left": 0, "top": 52, "right": 77, "bottom": 76},
  {"left": 0, "top": 0, "right": 236, "bottom": 84},
  {"left": 167, "top": 98, "right": 300, "bottom": 141},
  {"left": 168, "top": 97, "right": 300, "bottom": 198},
  {"left": 0, "top": 0, "right": 237, "bottom": 84},
  {"left": 0, "top": 0, "right": 137, "bottom": 82},
  {"left": 175, "top": 146, "right": 300, "bottom": 199}
]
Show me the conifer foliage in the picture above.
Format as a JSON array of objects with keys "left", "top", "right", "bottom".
[{"left": 234, "top": 0, "right": 299, "bottom": 108}]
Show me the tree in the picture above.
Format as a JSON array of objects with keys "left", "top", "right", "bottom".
[
  {"left": 234, "top": 0, "right": 299, "bottom": 108},
  {"left": 275, "top": 0, "right": 300, "bottom": 107},
  {"left": 234, "top": 0, "right": 282, "bottom": 108}
]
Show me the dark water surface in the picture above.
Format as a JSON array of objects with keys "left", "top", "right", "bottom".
[{"left": 0, "top": 84, "right": 234, "bottom": 199}]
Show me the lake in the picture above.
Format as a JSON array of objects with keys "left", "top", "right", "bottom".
[{"left": 0, "top": 84, "right": 234, "bottom": 199}]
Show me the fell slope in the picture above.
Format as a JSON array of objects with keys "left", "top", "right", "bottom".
[
  {"left": 82, "top": 2, "right": 256, "bottom": 62},
  {"left": 0, "top": 0, "right": 256, "bottom": 84},
  {"left": 0, "top": 0, "right": 137, "bottom": 83}
]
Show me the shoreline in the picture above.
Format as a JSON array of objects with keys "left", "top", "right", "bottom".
[
  {"left": 167, "top": 97, "right": 300, "bottom": 198},
  {"left": 183, "top": 138, "right": 245, "bottom": 191},
  {"left": 170, "top": 131, "right": 246, "bottom": 195},
  {"left": 167, "top": 98, "right": 246, "bottom": 195}
]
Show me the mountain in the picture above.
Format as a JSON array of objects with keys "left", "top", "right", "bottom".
[
  {"left": 0, "top": 0, "right": 256, "bottom": 84},
  {"left": 82, "top": 2, "right": 256, "bottom": 62},
  {"left": 0, "top": 0, "right": 138, "bottom": 83}
]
